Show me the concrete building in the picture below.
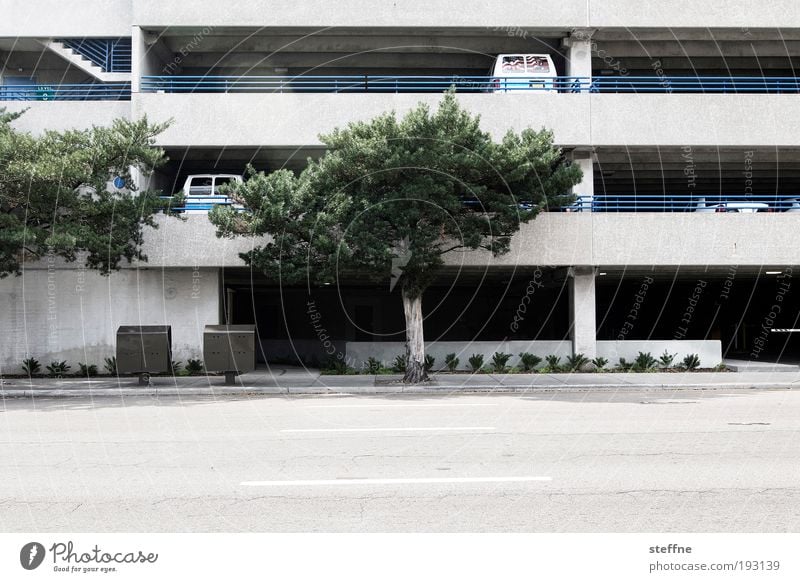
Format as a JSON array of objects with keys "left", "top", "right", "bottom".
[{"left": 2, "top": 1, "right": 799, "bottom": 372}]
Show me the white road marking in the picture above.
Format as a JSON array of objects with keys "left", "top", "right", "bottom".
[
  {"left": 281, "top": 426, "right": 496, "bottom": 433},
  {"left": 306, "top": 403, "right": 498, "bottom": 409},
  {"left": 241, "top": 476, "right": 552, "bottom": 487}
]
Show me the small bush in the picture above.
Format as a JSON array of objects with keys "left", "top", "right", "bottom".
[
  {"left": 22, "top": 357, "right": 41, "bottom": 377},
  {"left": 391, "top": 354, "right": 407, "bottom": 373},
  {"left": 103, "top": 356, "right": 118, "bottom": 375},
  {"left": 490, "top": 352, "right": 512, "bottom": 373},
  {"left": 78, "top": 363, "right": 98, "bottom": 377},
  {"left": 617, "top": 357, "right": 634, "bottom": 372},
  {"left": 363, "top": 357, "right": 382, "bottom": 374},
  {"left": 46, "top": 361, "right": 71, "bottom": 378},
  {"left": 658, "top": 350, "right": 677, "bottom": 369},
  {"left": 171, "top": 360, "right": 182, "bottom": 375},
  {"left": 468, "top": 353, "right": 485, "bottom": 373},
  {"left": 322, "top": 358, "right": 355, "bottom": 375},
  {"left": 424, "top": 354, "right": 436, "bottom": 373},
  {"left": 543, "top": 355, "right": 562, "bottom": 373},
  {"left": 186, "top": 359, "right": 204, "bottom": 375},
  {"left": 565, "top": 353, "right": 589, "bottom": 372},
  {"left": 680, "top": 353, "right": 701, "bottom": 371},
  {"left": 591, "top": 357, "right": 609, "bottom": 370},
  {"left": 633, "top": 351, "right": 658, "bottom": 372},
  {"left": 444, "top": 353, "right": 460, "bottom": 372},
  {"left": 518, "top": 353, "right": 542, "bottom": 372}
]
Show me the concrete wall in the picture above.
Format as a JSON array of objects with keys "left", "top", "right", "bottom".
[
  {"left": 131, "top": 0, "right": 800, "bottom": 28},
  {"left": 142, "top": 213, "right": 800, "bottom": 269},
  {"left": 0, "top": 0, "right": 132, "bottom": 37},
  {"left": 134, "top": 93, "right": 800, "bottom": 149},
  {"left": 597, "top": 340, "right": 723, "bottom": 368},
  {"left": 6, "top": 101, "right": 131, "bottom": 135},
  {"left": 0, "top": 267, "right": 220, "bottom": 374}
]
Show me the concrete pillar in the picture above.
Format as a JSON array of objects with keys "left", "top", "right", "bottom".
[
  {"left": 569, "top": 266, "right": 597, "bottom": 359},
  {"left": 570, "top": 150, "right": 595, "bottom": 211},
  {"left": 563, "top": 28, "right": 595, "bottom": 91}
]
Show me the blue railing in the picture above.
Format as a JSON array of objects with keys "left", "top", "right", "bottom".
[
  {"left": 160, "top": 195, "right": 243, "bottom": 213},
  {"left": 565, "top": 194, "right": 800, "bottom": 213},
  {"left": 58, "top": 38, "right": 132, "bottom": 73},
  {"left": 141, "top": 75, "right": 800, "bottom": 94},
  {"left": 0, "top": 83, "right": 131, "bottom": 101}
]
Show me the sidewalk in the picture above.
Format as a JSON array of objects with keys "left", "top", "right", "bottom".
[{"left": 1, "top": 366, "right": 799, "bottom": 397}]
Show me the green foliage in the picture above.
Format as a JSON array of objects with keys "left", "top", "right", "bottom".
[
  {"left": 208, "top": 93, "right": 582, "bottom": 381},
  {"left": 0, "top": 112, "right": 171, "bottom": 277},
  {"left": 103, "top": 356, "right": 118, "bottom": 375},
  {"left": 391, "top": 354, "right": 407, "bottom": 373},
  {"left": 186, "top": 359, "right": 204, "bottom": 375},
  {"left": 363, "top": 357, "right": 382, "bottom": 374},
  {"left": 658, "top": 350, "right": 677, "bottom": 369},
  {"left": 591, "top": 357, "right": 609, "bottom": 370},
  {"left": 543, "top": 355, "right": 562, "bottom": 372},
  {"left": 565, "top": 353, "right": 589, "bottom": 372},
  {"left": 424, "top": 354, "right": 436, "bottom": 372},
  {"left": 22, "top": 357, "right": 41, "bottom": 376},
  {"left": 468, "top": 353, "right": 485, "bottom": 373},
  {"left": 617, "top": 358, "right": 634, "bottom": 372},
  {"left": 680, "top": 353, "right": 701, "bottom": 371},
  {"left": 444, "top": 353, "right": 460, "bottom": 372},
  {"left": 490, "top": 352, "right": 512, "bottom": 373},
  {"left": 46, "top": 360, "right": 70, "bottom": 377},
  {"left": 321, "top": 358, "right": 356, "bottom": 375},
  {"left": 633, "top": 351, "right": 658, "bottom": 372},
  {"left": 518, "top": 352, "right": 542, "bottom": 372},
  {"left": 171, "top": 360, "right": 182, "bottom": 375},
  {"left": 78, "top": 363, "right": 98, "bottom": 377}
]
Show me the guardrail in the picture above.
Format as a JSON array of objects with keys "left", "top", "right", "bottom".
[
  {"left": 141, "top": 75, "right": 800, "bottom": 94},
  {"left": 58, "top": 38, "right": 132, "bottom": 73},
  {"left": 565, "top": 194, "right": 800, "bottom": 212},
  {"left": 0, "top": 83, "right": 131, "bottom": 101}
]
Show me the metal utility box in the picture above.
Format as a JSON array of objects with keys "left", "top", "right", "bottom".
[
  {"left": 116, "top": 325, "right": 172, "bottom": 375},
  {"left": 203, "top": 325, "right": 256, "bottom": 379}
]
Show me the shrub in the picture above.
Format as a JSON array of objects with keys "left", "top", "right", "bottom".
[
  {"left": 78, "top": 363, "right": 98, "bottom": 377},
  {"left": 518, "top": 353, "right": 542, "bottom": 372},
  {"left": 617, "top": 357, "right": 634, "bottom": 372},
  {"left": 680, "top": 353, "right": 701, "bottom": 371},
  {"left": 633, "top": 351, "right": 658, "bottom": 372},
  {"left": 171, "top": 360, "right": 182, "bottom": 375},
  {"left": 186, "top": 359, "right": 204, "bottom": 375},
  {"left": 22, "top": 357, "right": 41, "bottom": 377},
  {"left": 391, "top": 354, "right": 407, "bottom": 373},
  {"left": 468, "top": 353, "right": 485, "bottom": 373},
  {"left": 103, "top": 356, "right": 118, "bottom": 376},
  {"left": 444, "top": 353, "right": 460, "bottom": 372},
  {"left": 543, "top": 355, "right": 562, "bottom": 372},
  {"left": 565, "top": 353, "right": 589, "bottom": 372},
  {"left": 658, "top": 350, "right": 677, "bottom": 369},
  {"left": 490, "top": 352, "right": 512, "bottom": 373},
  {"left": 424, "top": 354, "right": 436, "bottom": 373},
  {"left": 591, "top": 357, "right": 608, "bottom": 371},
  {"left": 46, "top": 361, "right": 71, "bottom": 378},
  {"left": 363, "top": 357, "right": 382, "bottom": 375},
  {"left": 322, "top": 358, "right": 355, "bottom": 375}
]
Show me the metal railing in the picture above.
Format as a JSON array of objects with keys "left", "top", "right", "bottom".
[
  {"left": 141, "top": 75, "right": 800, "bottom": 94},
  {"left": 564, "top": 194, "right": 800, "bottom": 213},
  {"left": 0, "top": 83, "right": 131, "bottom": 101},
  {"left": 58, "top": 38, "right": 132, "bottom": 73}
]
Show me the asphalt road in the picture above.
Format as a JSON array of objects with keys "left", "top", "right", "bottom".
[{"left": 1, "top": 389, "right": 798, "bottom": 532}]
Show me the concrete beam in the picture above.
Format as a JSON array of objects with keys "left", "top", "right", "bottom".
[{"left": 569, "top": 266, "right": 597, "bottom": 358}]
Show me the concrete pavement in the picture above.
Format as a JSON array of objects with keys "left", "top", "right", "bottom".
[{"left": 1, "top": 366, "right": 800, "bottom": 397}]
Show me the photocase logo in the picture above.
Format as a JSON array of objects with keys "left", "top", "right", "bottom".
[{"left": 20, "top": 542, "right": 46, "bottom": 570}]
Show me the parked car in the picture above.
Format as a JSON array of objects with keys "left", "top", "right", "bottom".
[
  {"left": 176, "top": 174, "right": 244, "bottom": 214},
  {"left": 784, "top": 198, "right": 800, "bottom": 212},
  {"left": 693, "top": 198, "right": 769, "bottom": 213},
  {"left": 489, "top": 54, "right": 557, "bottom": 93}
]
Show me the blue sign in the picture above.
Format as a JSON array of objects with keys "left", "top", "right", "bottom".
[{"left": 113, "top": 176, "right": 126, "bottom": 189}]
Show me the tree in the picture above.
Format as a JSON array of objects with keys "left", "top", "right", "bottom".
[
  {"left": 210, "top": 92, "right": 582, "bottom": 382},
  {"left": 0, "top": 108, "right": 169, "bottom": 276}
]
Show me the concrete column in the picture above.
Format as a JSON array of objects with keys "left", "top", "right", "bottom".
[
  {"left": 569, "top": 266, "right": 597, "bottom": 359},
  {"left": 570, "top": 150, "right": 595, "bottom": 211},
  {"left": 563, "top": 28, "right": 595, "bottom": 91}
]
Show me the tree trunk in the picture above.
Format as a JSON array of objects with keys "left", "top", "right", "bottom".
[{"left": 402, "top": 287, "right": 428, "bottom": 383}]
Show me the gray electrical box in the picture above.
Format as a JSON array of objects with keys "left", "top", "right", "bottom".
[
  {"left": 116, "top": 325, "right": 172, "bottom": 375},
  {"left": 203, "top": 325, "right": 256, "bottom": 378}
]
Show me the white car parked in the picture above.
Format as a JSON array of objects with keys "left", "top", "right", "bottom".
[
  {"left": 178, "top": 174, "right": 244, "bottom": 213},
  {"left": 693, "top": 198, "right": 769, "bottom": 213}
]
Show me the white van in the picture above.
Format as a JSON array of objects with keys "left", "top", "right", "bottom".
[
  {"left": 489, "top": 54, "right": 557, "bottom": 93},
  {"left": 177, "top": 174, "right": 244, "bottom": 214}
]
